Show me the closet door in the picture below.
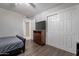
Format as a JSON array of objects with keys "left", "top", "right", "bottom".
[
  {"left": 60, "top": 10, "right": 72, "bottom": 53},
  {"left": 47, "top": 7, "right": 76, "bottom": 54},
  {"left": 47, "top": 14, "right": 61, "bottom": 48},
  {"left": 60, "top": 8, "right": 77, "bottom": 54}
]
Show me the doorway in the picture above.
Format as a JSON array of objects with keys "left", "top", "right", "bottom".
[{"left": 23, "top": 20, "right": 31, "bottom": 40}]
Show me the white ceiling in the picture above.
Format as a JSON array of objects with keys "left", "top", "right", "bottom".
[{"left": 0, "top": 3, "right": 78, "bottom": 18}]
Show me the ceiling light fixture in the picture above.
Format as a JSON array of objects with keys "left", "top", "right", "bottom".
[
  {"left": 15, "top": 3, "right": 36, "bottom": 8},
  {"left": 24, "top": 3, "right": 36, "bottom": 8},
  {"left": 24, "top": 3, "right": 30, "bottom": 6}
]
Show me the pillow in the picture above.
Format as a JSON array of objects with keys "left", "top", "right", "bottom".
[{"left": 16, "top": 35, "right": 26, "bottom": 41}]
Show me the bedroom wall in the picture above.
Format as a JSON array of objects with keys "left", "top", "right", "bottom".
[
  {"left": 0, "top": 8, "right": 25, "bottom": 37},
  {"left": 32, "top": 4, "right": 79, "bottom": 54}
]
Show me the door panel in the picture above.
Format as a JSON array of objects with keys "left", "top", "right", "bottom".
[
  {"left": 26, "top": 22, "right": 30, "bottom": 37},
  {"left": 47, "top": 7, "right": 76, "bottom": 54}
]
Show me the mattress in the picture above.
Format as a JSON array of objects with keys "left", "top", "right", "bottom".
[{"left": 0, "top": 36, "right": 24, "bottom": 54}]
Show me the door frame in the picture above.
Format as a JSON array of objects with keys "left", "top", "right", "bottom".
[{"left": 23, "top": 19, "right": 31, "bottom": 40}]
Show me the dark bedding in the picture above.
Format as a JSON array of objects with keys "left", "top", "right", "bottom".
[{"left": 0, "top": 36, "right": 24, "bottom": 54}]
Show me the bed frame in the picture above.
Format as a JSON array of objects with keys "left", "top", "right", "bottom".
[{"left": 0, "top": 35, "right": 26, "bottom": 56}]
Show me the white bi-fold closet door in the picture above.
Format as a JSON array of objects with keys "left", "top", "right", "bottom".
[{"left": 47, "top": 7, "right": 77, "bottom": 54}]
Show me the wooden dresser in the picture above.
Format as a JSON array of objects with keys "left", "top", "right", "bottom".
[{"left": 33, "top": 30, "right": 46, "bottom": 46}]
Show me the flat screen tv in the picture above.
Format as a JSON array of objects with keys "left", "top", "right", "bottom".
[{"left": 36, "top": 21, "right": 46, "bottom": 30}]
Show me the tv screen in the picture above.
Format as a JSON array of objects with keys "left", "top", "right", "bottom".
[{"left": 36, "top": 21, "right": 46, "bottom": 30}]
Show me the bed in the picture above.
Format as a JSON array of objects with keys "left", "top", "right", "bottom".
[{"left": 0, "top": 35, "right": 26, "bottom": 56}]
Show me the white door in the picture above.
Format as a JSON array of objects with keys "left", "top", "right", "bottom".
[
  {"left": 25, "top": 21, "right": 31, "bottom": 39},
  {"left": 47, "top": 14, "right": 61, "bottom": 48},
  {"left": 47, "top": 7, "right": 76, "bottom": 54},
  {"left": 26, "top": 22, "right": 30, "bottom": 37},
  {"left": 23, "top": 20, "right": 31, "bottom": 40}
]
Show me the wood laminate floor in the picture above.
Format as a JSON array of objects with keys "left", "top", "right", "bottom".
[{"left": 18, "top": 40, "right": 75, "bottom": 56}]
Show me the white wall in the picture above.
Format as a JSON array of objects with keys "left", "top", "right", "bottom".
[
  {"left": 32, "top": 4, "right": 79, "bottom": 54},
  {"left": 0, "top": 8, "right": 25, "bottom": 37}
]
